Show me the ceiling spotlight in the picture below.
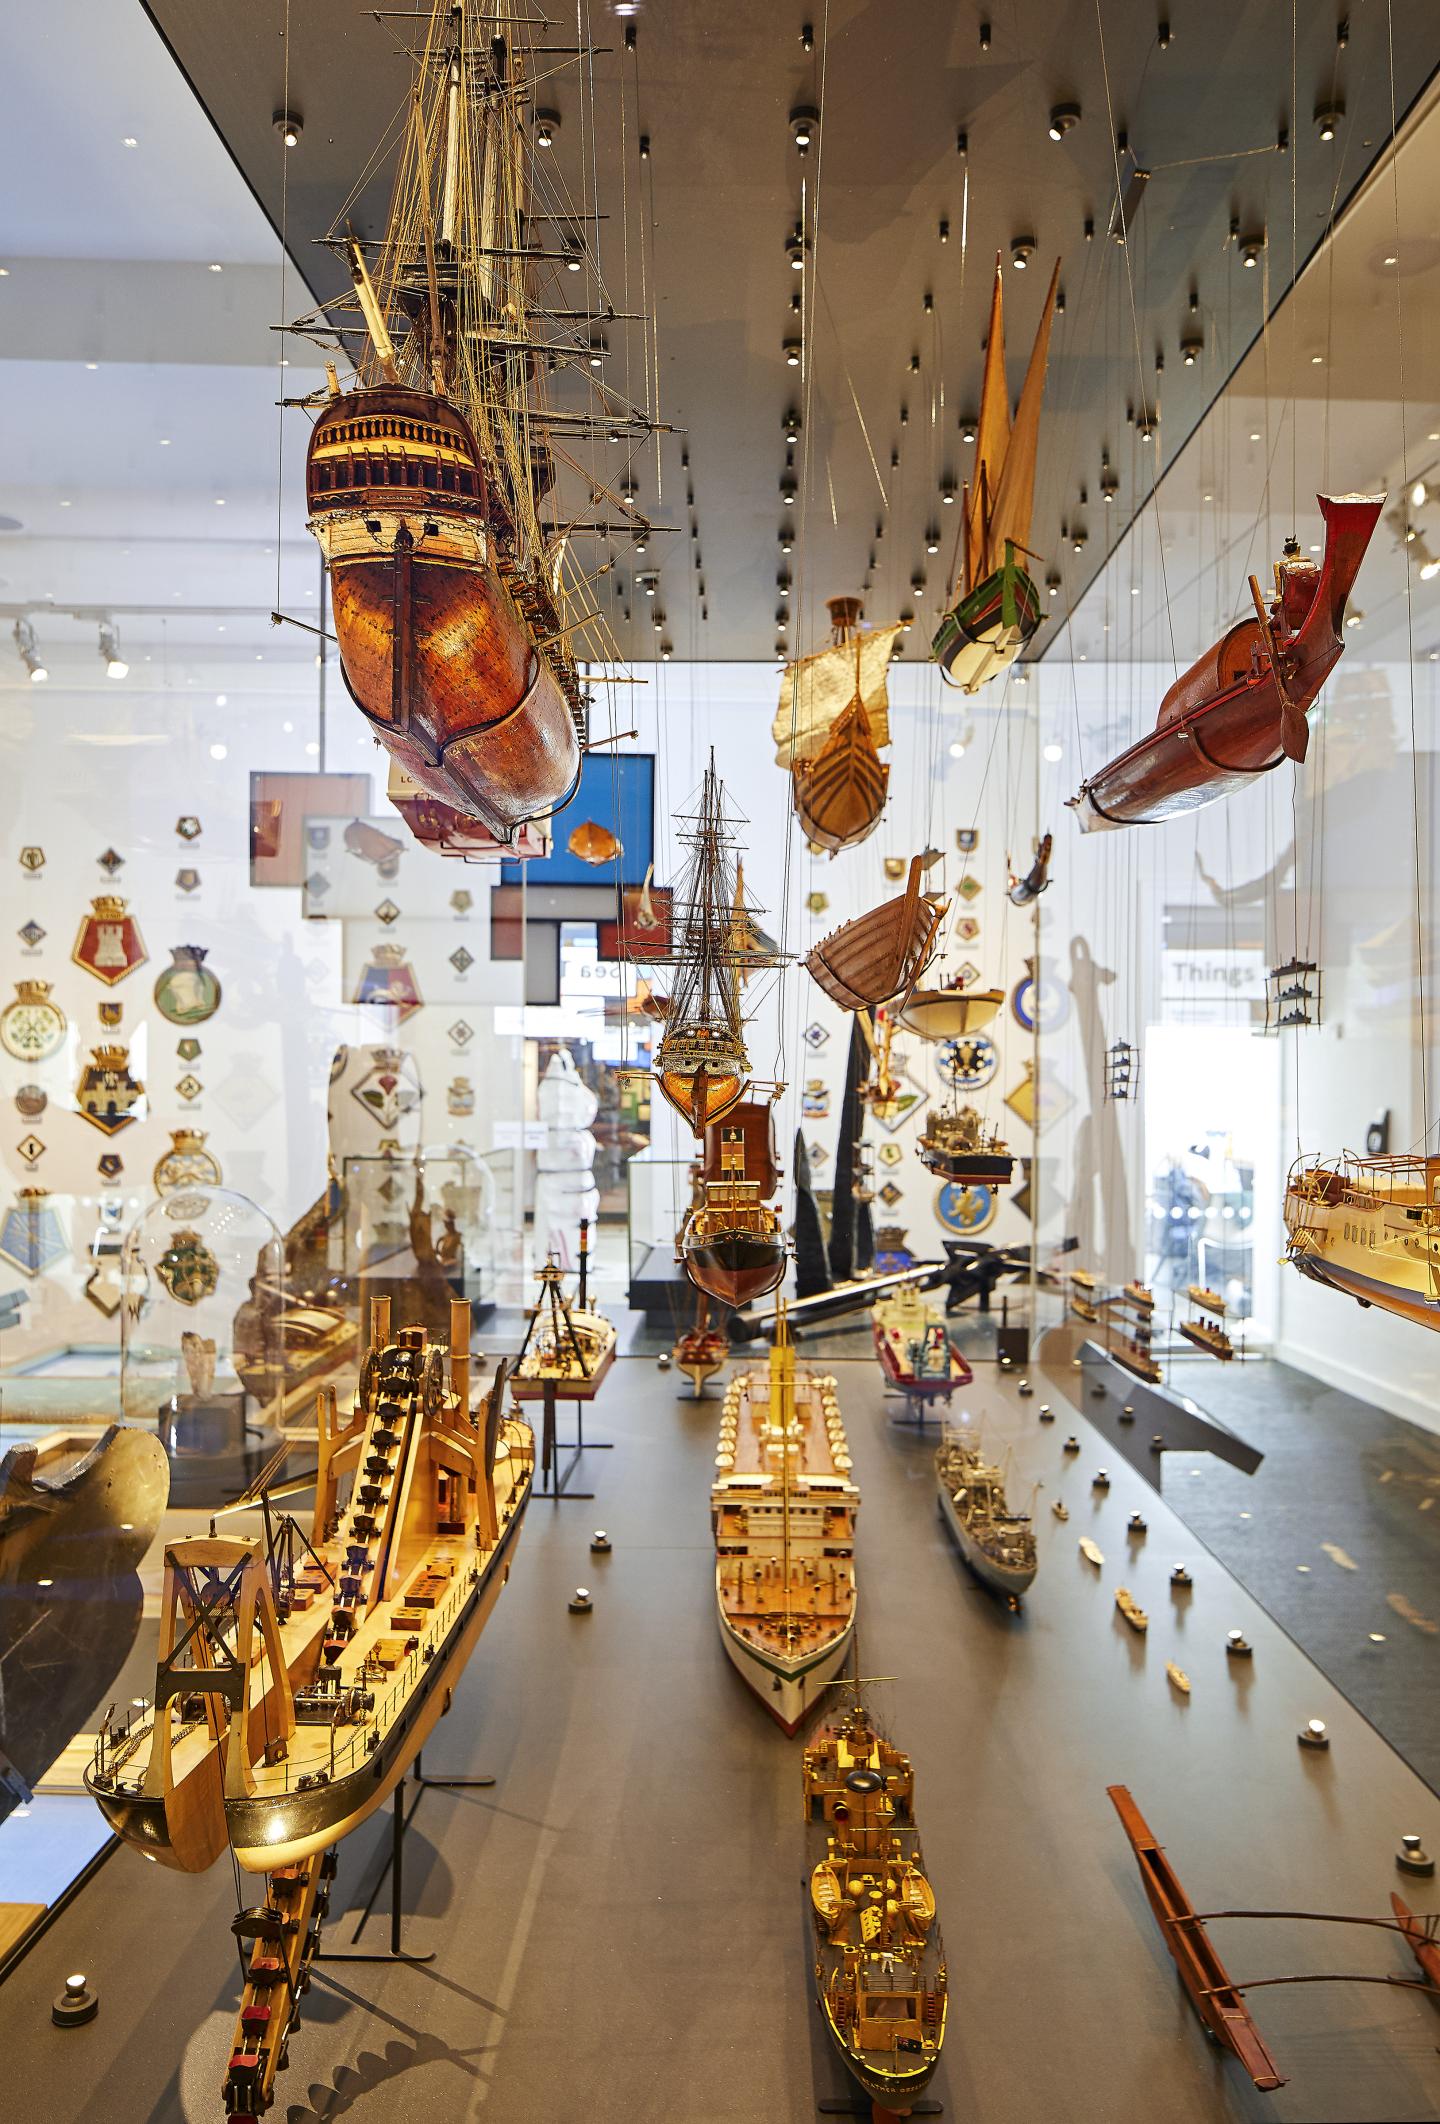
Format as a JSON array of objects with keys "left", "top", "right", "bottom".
[
  {"left": 959, "top": 413, "right": 977, "bottom": 443},
  {"left": 1046, "top": 573, "right": 1061, "bottom": 599},
  {"left": 1412, "top": 479, "right": 1428, "bottom": 507},
  {"left": 1010, "top": 235, "right": 1035, "bottom": 270},
  {"left": 1048, "top": 102, "right": 1081, "bottom": 141},
  {"left": 948, "top": 739, "right": 967, "bottom": 758},
  {"left": 564, "top": 236, "right": 584, "bottom": 272},
  {"left": 273, "top": 110, "right": 302, "bottom": 147},
  {"left": 911, "top": 572, "right": 927, "bottom": 595},
  {"left": 1239, "top": 230, "right": 1265, "bottom": 268},
  {"left": 1100, "top": 465, "right": 1118, "bottom": 503},
  {"left": 782, "top": 410, "right": 802, "bottom": 446},
  {"left": 790, "top": 104, "right": 819, "bottom": 153},
  {"left": 941, "top": 481, "right": 956, "bottom": 505},
  {"left": 778, "top": 526, "right": 794, "bottom": 553},
  {"left": 1314, "top": 102, "right": 1343, "bottom": 142},
  {"left": 939, "top": 217, "right": 950, "bottom": 243},
  {"left": 588, "top": 335, "right": 607, "bottom": 368},
  {"left": 638, "top": 133, "right": 650, "bottom": 160},
  {"left": 780, "top": 479, "right": 797, "bottom": 505},
  {"left": 660, "top": 641, "right": 672, "bottom": 661},
  {"left": 979, "top": 20, "right": 991, "bottom": 50},
  {"left": 535, "top": 109, "right": 561, "bottom": 148},
  {"left": 636, "top": 571, "right": 658, "bottom": 598},
  {"left": 1180, "top": 332, "right": 1202, "bottom": 366},
  {"left": 1345, "top": 608, "right": 1364, "bottom": 628},
  {"left": 1421, "top": 560, "right": 1440, "bottom": 582},
  {"left": 783, "top": 338, "right": 803, "bottom": 368},
  {"left": 777, "top": 576, "right": 791, "bottom": 598},
  {"left": 785, "top": 227, "right": 808, "bottom": 272},
  {"left": 99, "top": 621, "right": 128, "bottom": 680},
  {"left": 14, "top": 619, "right": 47, "bottom": 682},
  {"left": 925, "top": 526, "right": 940, "bottom": 554},
  {"left": 775, "top": 608, "right": 789, "bottom": 629},
  {"left": 899, "top": 609, "right": 915, "bottom": 631},
  {"left": 1072, "top": 527, "right": 1087, "bottom": 551}
]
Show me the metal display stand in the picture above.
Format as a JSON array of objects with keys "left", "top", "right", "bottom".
[{"left": 318, "top": 1751, "right": 493, "bottom": 1965}]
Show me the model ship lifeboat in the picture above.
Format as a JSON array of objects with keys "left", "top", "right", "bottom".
[
  {"left": 1284, "top": 1150, "right": 1440, "bottom": 1332},
  {"left": 1068, "top": 494, "right": 1384, "bottom": 832},
  {"left": 872, "top": 1286, "right": 972, "bottom": 1403},
  {"left": 933, "top": 540, "right": 1043, "bottom": 693},
  {"left": 791, "top": 694, "right": 890, "bottom": 855},
  {"left": 681, "top": 1092, "right": 786, "bottom": 1307},
  {"left": 804, "top": 854, "right": 946, "bottom": 1012},
  {"left": 917, "top": 1103, "right": 1014, "bottom": 1185},
  {"left": 86, "top": 1304, "right": 533, "bottom": 1874},
  {"left": 306, "top": 386, "right": 583, "bottom": 840},
  {"left": 935, "top": 1428, "right": 1037, "bottom": 1600},
  {"left": 803, "top": 1695, "right": 947, "bottom": 2109},
  {"left": 894, "top": 981, "right": 1005, "bottom": 1042}
]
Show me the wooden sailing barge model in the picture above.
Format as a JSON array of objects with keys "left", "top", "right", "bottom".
[
  {"left": 290, "top": 0, "right": 650, "bottom": 842},
  {"left": 680, "top": 1084, "right": 787, "bottom": 1307},
  {"left": 1284, "top": 1149, "right": 1440, "bottom": 1332},
  {"left": 804, "top": 853, "right": 947, "bottom": 1011},
  {"left": 872, "top": 1285, "right": 973, "bottom": 1410},
  {"left": 1068, "top": 495, "right": 1384, "bottom": 831},
  {"left": 775, "top": 598, "right": 900, "bottom": 855},
  {"left": 803, "top": 1692, "right": 948, "bottom": 2111},
  {"left": 932, "top": 257, "right": 1060, "bottom": 694},
  {"left": 935, "top": 1427, "right": 1037, "bottom": 1600},
  {"left": 711, "top": 1311, "right": 857, "bottom": 1733}
]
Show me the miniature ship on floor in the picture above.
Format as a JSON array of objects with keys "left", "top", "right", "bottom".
[
  {"left": 87, "top": 1299, "right": 532, "bottom": 1875},
  {"left": 872, "top": 1285, "right": 973, "bottom": 1410},
  {"left": 1284, "top": 1150, "right": 1440, "bottom": 1332},
  {"left": 1178, "top": 1284, "right": 1236, "bottom": 1359},
  {"left": 932, "top": 257, "right": 1060, "bottom": 695},
  {"left": 511, "top": 1240, "right": 617, "bottom": 1398},
  {"left": 917, "top": 1100, "right": 1014, "bottom": 1184},
  {"left": 804, "top": 1688, "right": 947, "bottom": 2111},
  {"left": 1066, "top": 1266, "right": 1104, "bottom": 1324},
  {"left": 1098, "top": 1282, "right": 1162, "bottom": 1383},
  {"left": 935, "top": 1426, "right": 1037, "bottom": 1600},
  {"left": 805, "top": 854, "right": 946, "bottom": 1013},
  {"left": 1068, "top": 494, "right": 1384, "bottom": 832},
  {"left": 711, "top": 1310, "right": 857, "bottom": 1734},
  {"left": 679, "top": 1084, "right": 787, "bottom": 1306},
  {"left": 672, "top": 1292, "right": 730, "bottom": 1396},
  {"left": 776, "top": 598, "right": 900, "bottom": 854}
]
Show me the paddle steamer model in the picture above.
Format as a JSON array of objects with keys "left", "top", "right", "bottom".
[
  {"left": 1284, "top": 1150, "right": 1440, "bottom": 1332},
  {"left": 934, "top": 1426, "right": 1037, "bottom": 1601},
  {"left": 803, "top": 1690, "right": 948, "bottom": 2111},
  {"left": 711, "top": 1311, "right": 857, "bottom": 1733},
  {"left": 872, "top": 1286, "right": 972, "bottom": 1410}
]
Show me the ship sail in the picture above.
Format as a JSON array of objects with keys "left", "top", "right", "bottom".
[
  {"left": 964, "top": 260, "right": 1010, "bottom": 598},
  {"left": 980, "top": 260, "right": 1061, "bottom": 586},
  {"left": 773, "top": 605, "right": 900, "bottom": 767}
]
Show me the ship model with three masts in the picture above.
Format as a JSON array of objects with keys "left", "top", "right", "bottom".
[
  {"left": 711, "top": 1309, "right": 857, "bottom": 1733},
  {"left": 775, "top": 598, "right": 901, "bottom": 854},
  {"left": 288, "top": 0, "right": 653, "bottom": 845}
]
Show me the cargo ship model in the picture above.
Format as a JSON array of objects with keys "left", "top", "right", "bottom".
[
  {"left": 776, "top": 597, "right": 901, "bottom": 854},
  {"left": 288, "top": 0, "right": 651, "bottom": 844},
  {"left": 711, "top": 1310, "right": 857, "bottom": 1733},
  {"left": 803, "top": 1690, "right": 948, "bottom": 2111},
  {"left": 872, "top": 1285, "right": 972, "bottom": 1410},
  {"left": 1067, "top": 494, "right": 1383, "bottom": 832},
  {"left": 935, "top": 1426, "right": 1037, "bottom": 1602},
  {"left": 1284, "top": 1149, "right": 1440, "bottom": 1332}
]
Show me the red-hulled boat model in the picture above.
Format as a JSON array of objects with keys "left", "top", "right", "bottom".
[{"left": 1068, "top": 494, "right": 1384, "bottom": 832}]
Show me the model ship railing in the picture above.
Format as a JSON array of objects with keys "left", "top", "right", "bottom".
[{"left": 1288, "top": 1149, "right": 1440, "bottom": 1204}]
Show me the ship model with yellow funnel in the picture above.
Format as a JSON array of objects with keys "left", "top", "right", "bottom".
[
  {"left": 803, "top": 1689, "right": 948, "bottom": 2111},
  {"left": 1284, "top": 1150, "right": 1440, "bottom": 1332},
  {"left": 711, "top": 1309, "right": 857, "bottom": 1733}
]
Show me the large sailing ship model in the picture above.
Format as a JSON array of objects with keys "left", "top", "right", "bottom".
[
  {"left": 1284, "top": 1149, "right": 1440, "bottom": 1332},
  {"left": 803, "top": 1691, "right": 948, "bottom": 2110},
  {"left": 289, "top": 0, "right": 650, "bottom": 843},
  {"left": 775, "top": 598, "right": 901, "bottom": 855},
  {"left": 932, "top": 257, "right": 1060, "bottom": 694},
  {"left": 804, "top": 853, "right": 947, "bottom": 1011},
  {"left": 711, "top": 1310, "right": 857, "bottom": 1733},
  {"left": 679, "top": 1084, "right": 788, "bottom": 1306},
  {"left": 1068, "top": 495, "right": 1384, "bottom": 831},
  {"left": 935, "top": 1426, "right": 1037, "bottom": 1601}
]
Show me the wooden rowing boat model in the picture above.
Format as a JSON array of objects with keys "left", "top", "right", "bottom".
[
  {"left": 932, "top": 258, "right": 1060, "bottom": 694},
  {"left": 804, "top": 853, "right": 947, "bottom": 1011},
  {"left": 792, "top": 693, "right": 890, "bottom": 855},
  {"left": 804, "top": 1692, "right": 948, "bottom": 2107},
  {"left": 778, "top": 597, "right": 899, "bottom": 856},
  {"left": 1068, "top": 494, "right": 1384, "bottom": 832},
  {"left": 681, "top": 1085, "right": 787, "bottom": 1307},
  {"left": 1284, "top": 1149, "right": 1440, "bottom": 1332}
]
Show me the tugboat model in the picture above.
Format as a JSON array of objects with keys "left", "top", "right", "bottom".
[
  {"left": 932, "top": 256, "right": 1060, "bottom": 694},
  {"left": 935, "top": 1426, "right": 1037, "bottom": 1601},
  {"left": 776, "top": 597, "right": 901, "bottom": 855},
  {"left": 1068, "top": 494, "right": 1384, "bottom": 831},
  {"left": 805, "top": 853, "right": 947, "bottom": 1013},
  {"left": 1284, "top": 1149, "right": 1440, "bottom": 1333},
  {"left": 649, "top": 759, "right": 784, "bottom": 1133},
  {"left": 291, "top": 0, "right": 651, "bottom": 842},
  {"left": 917, "top": 1099, "right": 1014, "bottom": 1185},
  {"left": 803, "top": 1691, "right": 947, "bottom": 2112},
  {"left": 680, "top": 1084, "right": 788, "bottom": 1307},
  {"left": 711, "top": 1310, "right": 857, "bottom": 1733},
  {"left": 872, "top": 1285, "right": 973, "bottom": 1411}
]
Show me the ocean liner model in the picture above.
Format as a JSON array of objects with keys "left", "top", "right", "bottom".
[
  {"left": 711, "top": 1310, "right": 857, "bottom": 1733},
  {"left": 288, "top": 0, "right": 652, "bottom": 841},
  {"left": 803, "top": 1690, "right": 948, "bottom": 2110},
  {"left": 1284, "top": 1149, "right": 1440, "bottom": 1332},
  {"left": 776, "top": 598, "right": 901, "bottom": 854},
  {"left": 935, "top": 1426, "right": 1037, "bottom": 1601}
]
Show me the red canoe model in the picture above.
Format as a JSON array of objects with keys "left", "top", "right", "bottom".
[{"left": 1068, "top": 493, "right": 1383, "bottom": 832}]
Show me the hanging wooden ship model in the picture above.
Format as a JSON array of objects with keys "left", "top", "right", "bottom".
[
  {"left": 932, "top": 256, "right": 1061, "bottom": 694},
  {"left": 84, "top": 1300, "right": 532, "bottom": 2121},
  {"left": 894, "top": 966, "right": 1005, "bottom": 1043},
  {"left": 872, "top": 1284, "right": 973, "bottom": 1410},
  {"left": 711, "top": 1308, "right": 857, "bottom": 1733},
  {"left": 775, "top": 597, "right": 901, "bottom": 855},
  {"left": 287, "top": 0, "right": 653, "bottom": 844},
  {"left": 917, "top": 1097, "right": 1014, "bottom": 1184},
  {"left": 804, "top": 852, "right": 947, "bottom": 1012},
  {"left": 1067, "top": 494, "right": 1384, "bottom": 831},
  {"left": 1284, "top": 1148, "right": 1440, "bottom": 1332},
  {"left": 803, "top": 1687, "right": 948, "bottom": 2112},
  {"left": 679, "top": 1082, "right": 788, "bottom": 1307},
  {"left": 935, "top": 1426, "right": 1037, "bottom": 1601}
]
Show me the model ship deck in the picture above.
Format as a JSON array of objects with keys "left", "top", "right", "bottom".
[
  {"left": 872, "top": 1287, "right": 972, "bottom": 1401},
  {"left": 935, "top": 1428, "right": 1037, "bottom": 1599},
  {"left": 1285, "top": 1151, "right": 1440, "bottom": 1330}
]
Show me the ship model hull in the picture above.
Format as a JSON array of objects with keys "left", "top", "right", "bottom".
[
  {"left": 307, "top": 388, "right": 583, "bottom": 840},
  {"left": 716, "top": 1591, "right": 855, "bottom": 1736},
  {"left": 684, "top": 1229, "right": 787, "bottom": 1308},
  {"left": 804, "top": 854, "right": 945, "bottom": 1012},
  {"left": 673, "top": 1328, "right": 729, "bottom": 1394},
  {"left": 874, "top": 1325, "right": 971, "bottom": 1403},
  {"left": 917, "top": 1142, "right": 1013, "bottom": 1184},
  {"left": 1285, "top": 1154, "right": 1440, "bottom": 1331},
  {"left": 936, "top": 1481, "right": 1035, "bottom": 1599},
  {"left": 933, "top": 554, "right": 1042, "bottom": 695},
  {"left": 791, "top": 696, "right": 889, "bottom": 855},
  {"left": 1069, "top": 495, "right": 1383, "bottom": 832}
]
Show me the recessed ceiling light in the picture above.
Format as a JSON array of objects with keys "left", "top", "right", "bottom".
[
  {"left": 85, "top": 362, "right": 98, "bottom": 370},
  {"left": 1383, "top": 254, "right": 1398, "bottom": 267},
  {"left": 208, "top": 262, "right": 223, "bottom": 273},
  {"left": 214, "top": 498, "right": 225, "bottom": 506},
  {"left": 209, "top": 742, "right": 227, "bottom": 761},
  {"left": 1249, "top": 431, "right": 1261, "bottom": 442},
  {"left": 122, "top": 136, "right": 138, "bottom": 148},
  {"left": 1310, "top": 353, "right": 1323, "bottom": 365},
  {"left": 159, "top": 437, "right": 171, "bottom": 446},
  {"left": 59, "top": 500, "right": 71, "bottom": 508}
]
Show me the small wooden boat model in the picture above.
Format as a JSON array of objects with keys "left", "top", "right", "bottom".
[
  {"left": 567, "top": 819, "right": 621, "bottom": 866},
  {"left": 680, "top": 1085, "right": 787, "bottom": 1307},
  {"left": 1166, "top": 1661, "right": 1191, "bottom": 1694},
  {"left": 804, "top": 853, "right": 947, "bottom": 1011},
  {"left": 1284, "top": 1149, "right": 1440, "bottom": 1333},
  {"left": 1007, "top": 831, "right": 1053, "bottom": 907},
  {"left": 894, "top": 979, "right": 1005, "bottom": 1042},
  {"left": 672, "top": 1292, "right": 729, "bottom": 1397},
  {"left": 776, "top": 597, "right": 899, "bottom": 857},
  {"left": 932, "top": 258, "right": 1060, "bottom": 694},
  {"left": 1079, "top": 1537, "right": 1104, "bottom": 1566},
  {"left": 1052, "top": 1499, "right": 1069, "bottom": 1521},
  {"left": 1068, "top": 494, "right": 1384, "bottom": 832},
  {"left": 936, "top": 1427, "right": 1037, "bottom": 1599},
  {"left": 1179, "top": 1284, "right": 1236, "bottom": 1359},
  {"left": 804, "top": 1692, "right": 947, "bottom": 2109},
  {"left": 917, "top": 1101, "right": 1014, "bottom": 1185},
  {"left": 791, "top": 693, "right": 890, "bottom": 855},
  {"left": 711, "top": 1309, "right": 857, "bottom": 1733},
  {"left": 1115, "top": 1586, "right": 1148, "bottom": 1631},
  {"left": 873, "top": 1286, "right": 973, "bottom": 1407}
]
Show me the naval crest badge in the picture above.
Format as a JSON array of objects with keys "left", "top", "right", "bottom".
[
  {"left": 353, "top": 942, "right": 423, "bottom": 1022},
  {"left": 76, "top": 1045, "right": 145, "bottom": 1135},
  {"left": 155, "top": 1226, "right": 221, "bottom": 1307},
  {"left": 72, "top": 896, "right": 148, "bottom": 986},
  {"left": 153, "top": 943, "right": 222, "bottom": 1026}
]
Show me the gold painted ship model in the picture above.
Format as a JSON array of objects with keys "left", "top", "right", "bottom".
[
  {"left": 803, "top": 1691, "right": 947, "bottom": 2110},
  {"left": 711, "top": 1310, "right": 857, "bottom": 1734},
  {"left": 1285, "top": 1151, "right": 1440, "bottom": 1332},
  {"left": 894, "top": 975, "right": 1005, "bottom": 1043},
  {"left": 680, "top": 1084, "right": 787, "bottom": 1307},
  {"left": 775, "top": 598, "right": 901, "bottom": 855},
  {"left": 289, "top": 0, "right": 649, "bottom": 842},
  {"left": 804, "top": 853, "right": 947, "bottom": 1012},
  {"left": 917, "top": 1100, "right": 1014, "bottom": 1185}
]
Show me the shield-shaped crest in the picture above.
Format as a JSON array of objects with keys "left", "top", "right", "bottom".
[
  {"left": 153, "top": 944, "right": 222, "bottom": 1026},
  {"left": 956, "top": 828, "right": 980, "bottom": 854},
  {"left": 98, "top": 1152, "right": 124, "bottom": 1180},
  {"left": 155, "top": 1227, "right": 221, "bottom": 1306},
  {"left": 353, "top": 943, "right": 423, "bottom": 1022},
  {"left": 76, "top": 1046, "right": 145, "bottom": 1135},
  {"left": 73, "top": 896, "right": 148, "bottom": 986},
  {"left": 0, "top": 1188, "right": 67, "bottom": 1277},
  {"left": 98, "top": 1001, "right": 123, "bottom": 1027}
]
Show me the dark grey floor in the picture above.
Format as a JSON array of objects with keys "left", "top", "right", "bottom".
[{"left": 4, "top": 1356, "right": 1440, "bottom": 2123}]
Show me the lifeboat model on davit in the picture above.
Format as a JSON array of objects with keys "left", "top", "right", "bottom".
[{"left": 1067, "top": 493, "right": 1383, "bottom": 831}]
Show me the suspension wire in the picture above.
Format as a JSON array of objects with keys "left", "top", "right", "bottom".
[{"left": 272, "top": 0, "right": 293, "bottom": 614}]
